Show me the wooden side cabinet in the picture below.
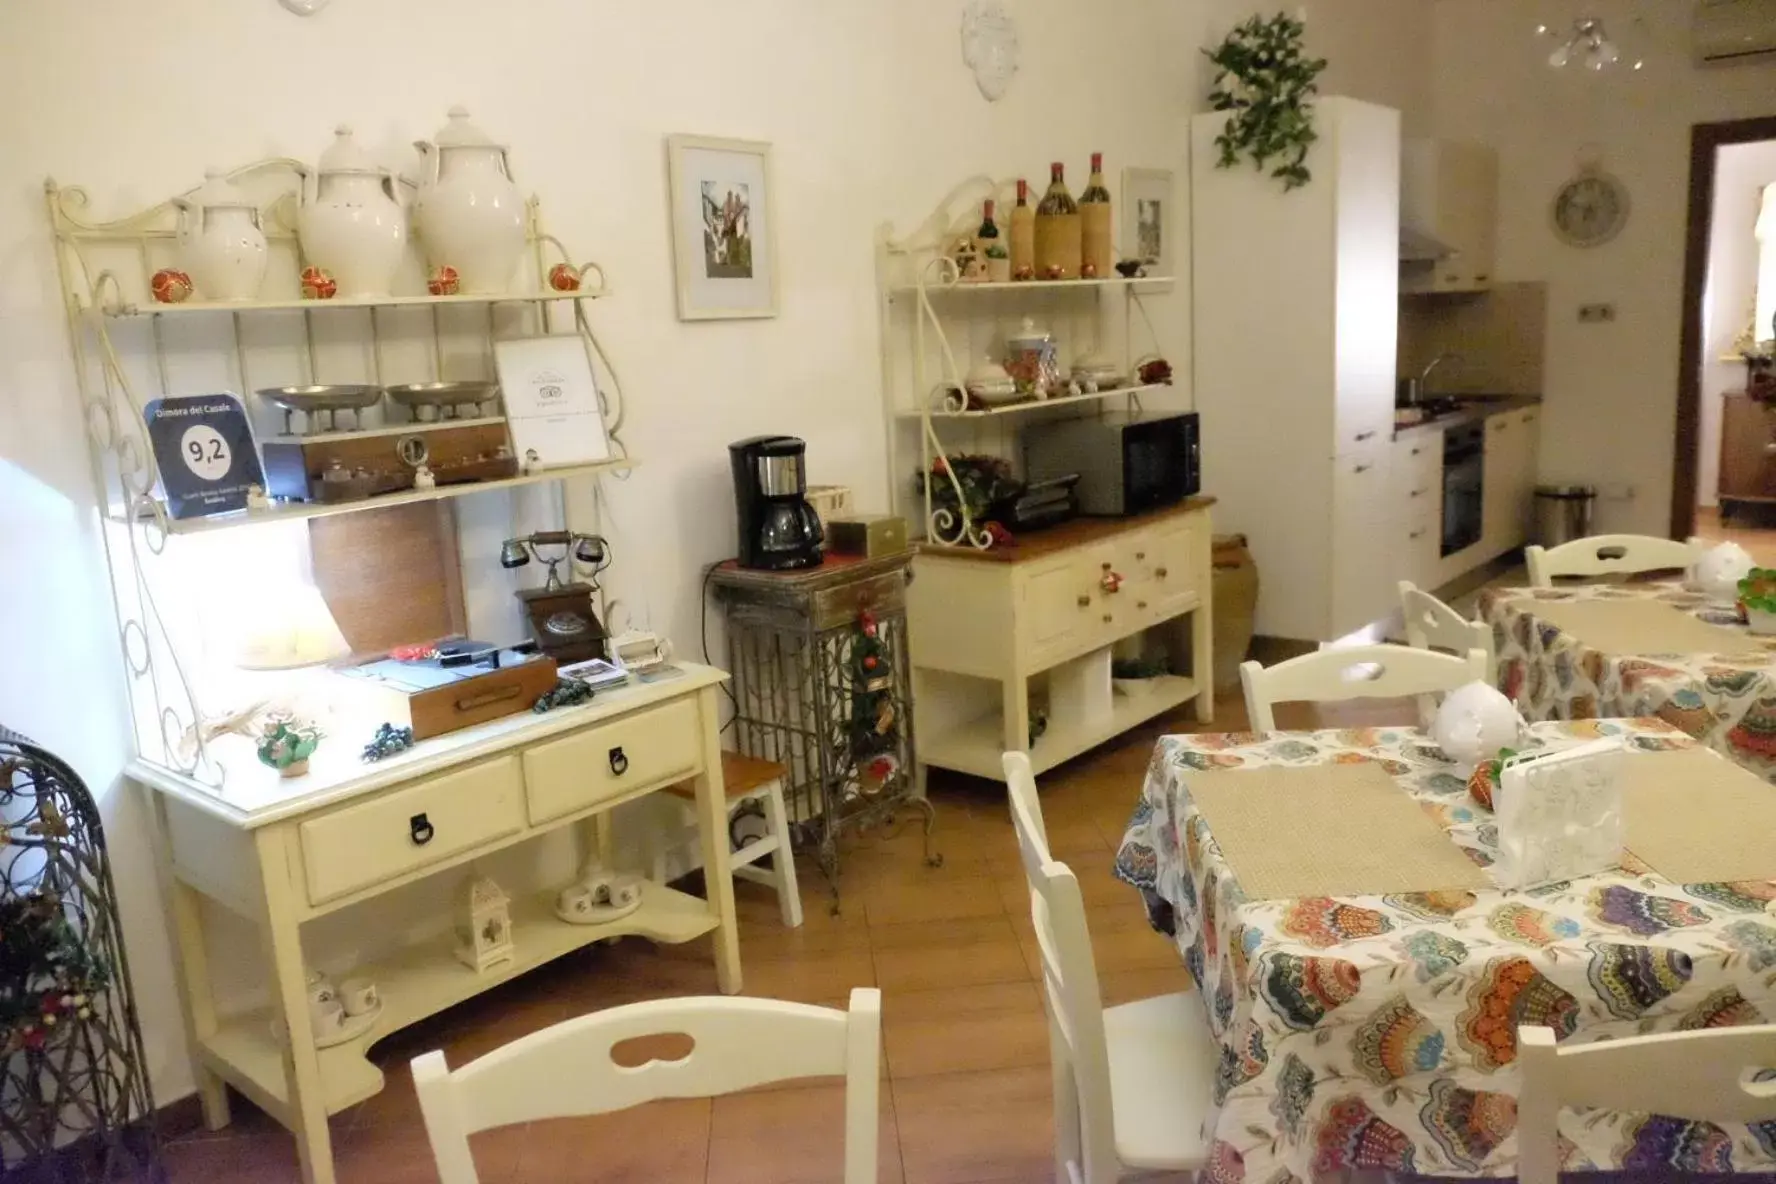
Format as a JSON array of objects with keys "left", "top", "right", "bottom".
[
  {"left": 907, "top": 499, "right": 1214, "bottom": 783},
  {"left": 1718, "top": 391, "right": 1776, "bottom": 516}
]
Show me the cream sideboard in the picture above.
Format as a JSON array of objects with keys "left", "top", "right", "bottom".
[
  {"left": 908, "top": 499, "right": 1214, "bottom": 783},
  {"left": 136, "top": 666, "right": 739, "bottom": 1184}
]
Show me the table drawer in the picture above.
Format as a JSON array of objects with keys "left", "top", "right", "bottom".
[
  {"left": 299, "top": 756, "right": 525, "bottom": 907},
  {"left": 522, "top": 698, "right": 703, "bottom": 825}
]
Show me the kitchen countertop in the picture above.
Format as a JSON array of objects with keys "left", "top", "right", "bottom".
[{"left": 1392, "top": 394, "right": 1542, "bottom": 442}]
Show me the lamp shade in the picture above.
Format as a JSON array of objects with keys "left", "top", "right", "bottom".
[
  {"left": 233, "top": 583, "right": 350, "bottom": 671},
  {"left": 1757, "top": 183, "right": 1775, "bottom": 245}
]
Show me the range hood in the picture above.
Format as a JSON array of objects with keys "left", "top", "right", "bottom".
[{"left": 1400, "top": 223, "right": 1457, "bottom": 264}]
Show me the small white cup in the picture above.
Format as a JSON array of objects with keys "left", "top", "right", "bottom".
[
  {"left": 583, "top": 872, "right": 617, "bottom": 905},
  {"left": 310, "top": 996, "right": 347, "bottom": 1038},
  {"left": 607, "top": 878, "right": 641, "bottom": 909},
  {"left": 558, "top": 882, "right": 597, "bottom": 919},
  {"left": 339, "top": 978, "right": 379, "bottom": 1018}
]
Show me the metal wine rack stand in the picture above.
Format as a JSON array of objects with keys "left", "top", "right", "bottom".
[{"left": 709, "top": 554, "right": 938, "bottom": 907}]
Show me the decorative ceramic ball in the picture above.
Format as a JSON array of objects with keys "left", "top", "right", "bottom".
[
  {"left": 1467, "top": 761, "right": 1501, "bottom": 810},
  {"left": 300, "top": 266, "right": 337, "bottom": 300},
  {"left": 428, "top": 266, "right": 460, "bottom": 297},
  {"left": 548, "top": 263, "right": 581, "bottom": 292},
  {"left": 151, "top": 268, "right": 193, "bottom": 304},
  {"left": 1431, "top": 681, "right": 1524, "bottom": 768},
  {"left": 1691, "top": 542, "right": 1755, "bottom": 602}
]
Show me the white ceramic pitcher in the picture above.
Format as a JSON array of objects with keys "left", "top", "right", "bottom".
[
  {"left": 411, "top": 107, "right": 526, "bottom": 294},
  {"left": 298, "top": 125, "right": 407, "bottom": 299},
  {"left": 174, "top": 170, "right": 268, "bottom": 302}
]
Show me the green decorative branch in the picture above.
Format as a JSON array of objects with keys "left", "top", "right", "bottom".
[{"left": 1204, "top": 12, "right": 1328, "bottom": 192}]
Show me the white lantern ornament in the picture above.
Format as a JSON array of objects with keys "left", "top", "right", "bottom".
[
  {"left": 1689, "top": 541, "right": 1754, "bottom": 603},
  {"left": 456, "top": 876, "right": 514, "bottom": 973},
  {"left": 1431, "top": 681, "right": 1527, "bottom": 770}
]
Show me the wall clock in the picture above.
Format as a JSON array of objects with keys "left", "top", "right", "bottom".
[{"left": 1551, "top": 167, "right": 1630, "bottom": 248}]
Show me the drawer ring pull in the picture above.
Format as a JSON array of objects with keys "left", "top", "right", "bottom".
[
  {"left": 609, "top": 746, "right": 630, "bottom": 776},
  {"left": 409, "top": 813, "right": 435, "bottom": 846}
]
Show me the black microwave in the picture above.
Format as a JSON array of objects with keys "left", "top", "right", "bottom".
[{"left": 1023, "top": 411, "right": 1201, "bottom": 516}]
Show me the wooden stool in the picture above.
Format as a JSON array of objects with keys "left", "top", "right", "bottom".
[{"left": 658, "top": 751, "right": 803, "bottom": 928}]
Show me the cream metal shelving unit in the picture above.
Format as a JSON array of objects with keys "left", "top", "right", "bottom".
[
  {"left": 875, "top": 175, "right": 1174, "bottom": 549},
  {"left": 46, "top": 159, "right": 626, "bottom": 785}
]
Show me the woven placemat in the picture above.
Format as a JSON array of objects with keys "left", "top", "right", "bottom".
[
  {"left": 1514, "top": 597, "right": 1760, "bottom": 658},
  {"left": 1623, "top": 748, "right": 1776, "bottom": 883},
  {"left": 1186, "top": 763, "right": 1489, "bottom": 899}
]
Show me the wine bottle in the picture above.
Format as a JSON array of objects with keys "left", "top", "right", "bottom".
[
  {"left": 977, "top": 199, "right": 1000, "bottom": 243},
  {"left": 978, "top": 199, "right": 1008, "bottom": 282},
  {"left": 1080, "top": 151, "right": 1112, "bottom": 280},
  {"left": 1009, "top": 179, "right": 1036, "bottom": 281},
  {"left": 1034, "top": 162, "right": 1081, "bottom": 281}
]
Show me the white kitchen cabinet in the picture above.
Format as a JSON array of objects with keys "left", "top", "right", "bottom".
[
  {"left": 1193, "top": 96, "right": 1402, "bottom": 641},
  {"left": 1401, "top": 140, "right": 1498, "bottom": 295},
  {"left": 1480, "top": 406, "right": 1540, "bottom": 555},
  {"left": 1390, "top": 433, "right": 1443, "bottom": 587}
]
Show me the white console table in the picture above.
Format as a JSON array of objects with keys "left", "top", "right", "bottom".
[{"left": 135, "top": 665, "right": 738, "bottom": 1184}]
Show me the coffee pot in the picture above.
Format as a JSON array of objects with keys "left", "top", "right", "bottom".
[
  {"left": 298, "top": 125, "right": 407, "bottom": 299},
  {"left": 411, "top": 107, "right": 526, "bottom": 294},
  {"left": 174, "top": 170, "right": 268, "bottom": 302}
]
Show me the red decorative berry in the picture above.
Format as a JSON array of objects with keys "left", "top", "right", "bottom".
[
  {"left": 300, "top": 266, "right": 337, "bottom": 300},
  {"left": 548, "top": 263, "right": 582, "bottom": 292},
  {"left": 863, "top": 656, "right": 879, "bottom": 671},
  {"left": 428, "top": 266, "right": 461, "bottom": 297},
  {"left": 150, "top": 268, "right": 193, "bottom": 304}
]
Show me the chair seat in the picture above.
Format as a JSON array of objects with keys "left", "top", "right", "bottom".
[
  {"left": 663, "top": 750, "right": 787, "bottom": 801},
  {"left": 1105, "top": 991, "right": 1217, "bottom": 1171}
]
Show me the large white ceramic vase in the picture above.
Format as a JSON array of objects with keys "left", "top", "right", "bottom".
[
  {"left": 298, "top": 125, "right": 408, "bottom": 299},
  {"left": 412, "top": 107, "right": 526, "bottom": 294},
  {"left": 175, "top": 170, "right": 268, "bottom": 302}
]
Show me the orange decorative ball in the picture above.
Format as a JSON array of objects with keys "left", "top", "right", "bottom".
[
  {"left": 427, "top": 266, "right": 460, "bottom": 297},
  {"left": 1468, "top": 761, "right": 1501, "bottom": 810},
  {"left": 547, "top": 263, "right": 581, "bottom": 292},
  {"left": 300, "top": 266, "right": 337, "bottom": 300},
  {"left": 150, "top": 268, "right": 193, "bottom": 304}
]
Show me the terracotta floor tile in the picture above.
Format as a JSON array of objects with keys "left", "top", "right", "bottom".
[
  {"left": 332, "top": 1121, "right": 529, "bottom": 1184},
  {"left": 892, "top": 1066, "right": 1054, "bottom": 1184},
  {"left": 519, "top": 1098, "right": 711, "bottom": 1184},
  {"left": 991, "top": 846, "right": 1131, "bottom": 915},
  {"left": 161, "top": 1133, "right": 304, "bottom": 1183},
  {"left": 883, "top": 982, "right": 1048, "bottom": 1078},
  {"left": 742, "top": 945, "right": 876, "bottom": 1003},
  {"left": 1012, "top": 901, "right": 1175, "bottom": 979},
  {"left": 861, "top": 872, "right": 1006, "bottom": 927},
  {"left": 708, "top": 1080, "right": 903, "bottom": 1184},
  {"left": 868, "top": 916, "right": 1032, "bottom": 993},
  {"left": 1096, "top": 964, "right": 1197, "bottom": 1008}
]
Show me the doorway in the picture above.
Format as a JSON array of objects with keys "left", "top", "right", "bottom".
[{"left": 1672, "top": 115, "right": 1776, "bottom": 554}]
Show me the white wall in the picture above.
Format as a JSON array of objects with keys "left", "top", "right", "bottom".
[
  {"left": 0, "top": 0, "right": 1429, "bottom": 1108},
  {"left": 1699, "top": 140, "right": 1776, "bottom": 506},
  {"left": 1431, "top": 0, "right": 1776, "bottom": 533}
]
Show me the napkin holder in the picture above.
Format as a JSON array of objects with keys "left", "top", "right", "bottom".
[{"left": 1493, "top": 738, "right": 1625, "bottom": 890}]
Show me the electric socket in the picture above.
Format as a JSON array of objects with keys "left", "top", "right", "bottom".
[{"left": 1578, "top": 303, "right": 1617, "bottom": 323}]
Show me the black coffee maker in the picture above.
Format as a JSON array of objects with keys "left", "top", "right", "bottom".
[{"left": 729, "top": 436, "right": 823, "bottom": 570}]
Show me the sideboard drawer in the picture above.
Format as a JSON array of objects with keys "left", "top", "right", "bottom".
[
  {"left": 522, "top": 698, "right": 703, "bottom": 825},
  {"left": 299, "top": 757, "right": 525, "bottom": 907}
]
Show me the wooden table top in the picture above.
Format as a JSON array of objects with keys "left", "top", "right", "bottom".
[{"left": 914, "top": 496, "right": 1216, "bottom": 565}]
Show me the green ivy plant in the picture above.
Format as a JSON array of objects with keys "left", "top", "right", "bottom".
[{"left": 1204, "top": 12, "right": 1328, "bottom": 191}]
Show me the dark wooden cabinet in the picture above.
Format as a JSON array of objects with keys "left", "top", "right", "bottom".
[{"left": 1719, "top": 391, "right": 1776, "bottom": 514}]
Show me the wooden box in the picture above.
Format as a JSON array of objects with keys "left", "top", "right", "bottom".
[
  {"left": 827, "top": 514, "right": 908, "bottom": 558},
  {"left": 262, "top": 420, "right": 518, "bottom": 503},
  {"left": 333, "top": 647, "right": 560, "bottom": 741}
]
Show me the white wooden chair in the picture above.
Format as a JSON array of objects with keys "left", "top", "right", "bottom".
[
  {"left": 1399, "top": 581, "right": 1495, "bottom": 722},
  {"left": 1239, "top": 643, "right": 1488, "bottom": 733},
  {"left": 1518, "top": 1024, "right": 1776, "bottom": 1184},
  {"left": 655, "top": 750, "right": 803, "bottom": 928},
  {"left": 1524, "top": 534, "right": 1700, "bottom": 587},
  {"left": 1002, "top": 751, "right": 1215, "bottom": 1184},
  {"left": 413, "top": 989, "right": 881, "bottom": 1184}
]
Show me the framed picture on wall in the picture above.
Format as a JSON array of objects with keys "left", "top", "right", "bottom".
[
  {"left": 1121, "top": 167, "right": 1175, "bottom": 279},
  {"left": 666, "top": 135, "right": 779, "bottom": 321}
]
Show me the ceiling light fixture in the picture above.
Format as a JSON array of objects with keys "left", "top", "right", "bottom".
[{"left": 1536, "top": 17, "right": 1644, "bottom": 71}]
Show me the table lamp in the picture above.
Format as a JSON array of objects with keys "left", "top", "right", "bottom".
[{"left": 233, "top": 582, "right": 350, "bottom": 671}]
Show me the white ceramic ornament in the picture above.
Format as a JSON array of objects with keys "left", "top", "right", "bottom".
[
  {"left": 412, "top": 107, "right": 527, "bottom": 295},
  {"left": 298, "top": 125, "right": 408, "bottom": 299},
  {"left": 1689, "top": 541, "right": 1754, "bottom": 602},
  {"left": 1431, "top": 681, "right": 1526, "bottom": 768},
  {"left": 961, "top": 0, "right": 1020, "bottom": 102},
  {"left": 174, "top": 170, "right": 268, "bottom": 302}
]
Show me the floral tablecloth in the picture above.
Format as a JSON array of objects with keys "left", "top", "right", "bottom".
[
  {"left": 1113, "top": 719, "right": 1776, "bottom": 1182},
  {"left": 1481, "top": 581, "right": 1776, "bottom": 782}
]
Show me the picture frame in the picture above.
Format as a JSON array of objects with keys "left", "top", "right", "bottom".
[
  {"left": 666, "top": 135, "right": 779, "bottom": 321},
  {"left": 1121, "top": 167, "right": 1175, "bottom": 279}
]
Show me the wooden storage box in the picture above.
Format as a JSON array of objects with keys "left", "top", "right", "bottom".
[
  {"left": 262, "top": 421, "right": 518, "bottom": 504},
  {"left": 827, "top": 514, "right": 908, "bottom": 558},
  {"left": 332, "top": 648, "right": 560, "bottom": 740}
]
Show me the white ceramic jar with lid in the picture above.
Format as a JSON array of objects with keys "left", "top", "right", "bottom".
[
  {"left": 298, "top": 125, "right": 408, "bottom": 299},
  {"left": 174, "top": 169, "right": 268, "bottom": 302},
  {"left": 411, "top": 106, "right": 526, "bottom": 294}
]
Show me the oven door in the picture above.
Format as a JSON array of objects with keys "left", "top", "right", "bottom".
[{"left": 1441, "top": 433, "right": 1485, "bottom": 557}]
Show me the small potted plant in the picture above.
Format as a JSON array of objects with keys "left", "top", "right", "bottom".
[
  {"left": 1738, "top": 568, "right": 1776, "bottom": 633},
  {"left": 257, "top": 713, "right": 324, "bottom": 779},
  {"left": 1111, "top": 655, "right": 1170, "bottom": 699},
  {"left": 984, "top": 242, "right": 1011, "bottom": 284}
]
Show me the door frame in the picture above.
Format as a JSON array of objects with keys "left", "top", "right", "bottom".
[{"left": 1671, "top": 114, "right": 1776, "bottom": 540}]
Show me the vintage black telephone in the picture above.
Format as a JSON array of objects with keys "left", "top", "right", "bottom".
[{"left": 498, "top": 531, "right": 611, "bottom": 663}]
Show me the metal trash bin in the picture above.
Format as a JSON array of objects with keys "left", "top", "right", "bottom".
[{"left": 1534, "top": 484, "right": 1596, "bottom": 548}]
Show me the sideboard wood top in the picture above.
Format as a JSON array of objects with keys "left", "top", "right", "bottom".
[{"left": 915, "top": 497, "right": 1216, "bottom": 565}]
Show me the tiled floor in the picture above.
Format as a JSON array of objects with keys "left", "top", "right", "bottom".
[
  {"left": 1694, "top": 504, "right": 1776, "bottom": 564},
  {"left": 158, "top": 689, "right": 1396, "bottom": 1184}
]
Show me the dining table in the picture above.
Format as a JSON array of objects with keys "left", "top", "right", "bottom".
[
  {"left": 1113, "top": 718, "right": 1776, "bottom": 1183},
  {"left": 1480, "top": 579, "right": 1776, "bottom": 781}
]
